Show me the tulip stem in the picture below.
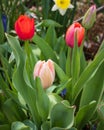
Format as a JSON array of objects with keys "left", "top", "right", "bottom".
[{"left": 74, "top": 5, "right": 104, "bottom": 23}]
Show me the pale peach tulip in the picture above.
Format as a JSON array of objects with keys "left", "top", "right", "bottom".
[{"left": 33, "top": 59, "right": 55, "bottom": 89}]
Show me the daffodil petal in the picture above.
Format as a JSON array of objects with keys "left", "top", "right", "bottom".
[
  {"left": 59, "top": 9, "right": 66, "bottom": 16},
  {"left": 69, "top": 4, "right": 74, "bottom": 9},
  {"left": 52, "top": 5, "right": 58, "bottom": 11}
]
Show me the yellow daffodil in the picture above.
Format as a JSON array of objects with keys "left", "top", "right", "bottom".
[{"left": 52, "top": 0, "right": 74, "bottom": 15}]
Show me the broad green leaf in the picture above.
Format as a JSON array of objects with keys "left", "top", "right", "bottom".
[
  {"left": 42, "top": 19, "right": 62, "bottom": 28},
  {"left": 48, "top": 93, "right": 63, "bottom": 115},
  {"left": 75, "top": 101, "right": 96, "bottom": 129},
  {"left": 45, "top": 26, "right": 57, "bottom": 49},
  {"left": 50, "top": 102, "right": 75, "bottom": 129},
  {"left": 6, "top": 34, "right": 41, "bottom": 127},
  {"left": 80, "top": 61, "right": 104, "bottom": 107},
  {"left": 11, "top": 121, "right": 31, "bottom": 130},
  {"left": 35, "top": 77, "right": 50, "bottom": 121},
  {"left": 54, "top": 36, "right": 66, "bottom": 54},
  {"left": 33, "top": 34, "right": 58, "bottom": 63},
  {"left": 23, "top": 120, "right": 38, "bottom": 130},
  {"left": 72, "top": 46, "right": 104, "bottom": 103},
  {"left": 3, "top": 98, "right": 26, "bottom": 123},
  {"left": 23, "top": 41, "right": 37, "bottom": 89},
  {"left": 54, "top": 62, "right": 68, "bottom": 82},
  {"left": 41, "top": 121, "right": 50, "bottom": 130}
]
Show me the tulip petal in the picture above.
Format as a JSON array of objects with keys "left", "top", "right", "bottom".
[
  {"left": 40, "top": 64, "right": 54, "bottom": 89},
  {"left": 15, "top": 15, "right": 35, "bottom": 40},
  {"left": 33, "top": 60, "right": 45, "bottom": 78}
]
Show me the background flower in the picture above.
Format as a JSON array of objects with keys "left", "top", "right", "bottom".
[{"left": 52, "top": 0, "right": 74, "bottom": 15}]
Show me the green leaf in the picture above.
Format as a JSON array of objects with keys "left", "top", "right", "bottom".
[
  {"left": 41, "top": 0, "right": 50, "bottom": 19},
  {"left": 54, "top": 62, "right": 68, "bottom": 82},
  {"left": 50, "top": 102, "right": 75, "bottom": 129},
  {"left": 71, "top": 32, "right": 80, "bottom": 85},
  {"left": 0, "top": 124, "right": 10, "bottom": 130},
  {"left": 41, "top": 121, "right": 50, "bottom": 130},
  {"left": 97, "top": 40, "right": 104, "bottom": 53},
  {"left": 66, "top": 48, "right": 71, "bottom": 77},
  {"left": 33, "top": 34, "right": 58, "bottom": 63},
  {"left": 75, "top": 101, "right": 96, "bottom": 129},
  {"left": 45, "top": 26, "right": 57, "bottom": 49},
  {"left": 72, "top": 46, "right": 104, "bottom": 103},
  {"left": 97, "top": 104, "right": 104, "bottom": 120},
  {"left": 42, "top": 19, "right": 62, "bottom": 28},
  {"left": 48, "top": 93, "right": 63, "bottom": 115},
  {"left": 69, "top": 128, "right": 77, "bottom": 130},
  {"left": 54, "top": 36, "right": 66, "bottom": 54},
  {"left": 3, "top": 98, "right": 26, "bottom": 123},
  {"left": 56, "top": 78, "right": 72, "bottom": 95},
  {"left": 59, "top": 51, "right": 66, "bottom": 72},
  {"left": 97, "top": 121, "right": 104, "bottom": 130},
  {"left": 11, "top": 121, "right": 31, "bottom": 130},
  {"left": 0, "top": 74, "right": 10, "bottom": 98},
  {"left": 23, "top": 120, "right": 38, "bottom": 130},
  {"left": 6, "top": 34, "right": 41, "bottom": 127},
  {"left": 80, "top": 61, "right": 104, "bottom": 107},
  {"left": 0, "top": 54, "right": 14, "bottom": 90},
  {"left": 50, "top": 127, "right": 67, "bottom": 130},
  {"left": 35, "top": 77, "right": 50, "bottom": 121}
]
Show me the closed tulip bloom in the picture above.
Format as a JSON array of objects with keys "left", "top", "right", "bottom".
[
  {"left": 82, "top": 5, "right": 96, "bottom": 30},
  {"left": 33, "top": 59, "right": 55, "bottom": 89},
  {"left": 15, "top": 15, "right": 35, "bottom": 40},
  {"left": 65, "top": 22, "right": 85, "bottom": 48}
]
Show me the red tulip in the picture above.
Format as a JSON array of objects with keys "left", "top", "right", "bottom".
[
  {"left": 15, "top": 15, "right": 35, "bottom": 40},
  {"left": 65, "top": 22, "right": 85, "bottom": 48}
]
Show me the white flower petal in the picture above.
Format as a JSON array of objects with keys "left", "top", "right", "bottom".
[
  {"left": 59, "top": 9, "right": 66, "bottom": 16},
  {"left": 51, "top": 5, "right": 58, "bottom": 11},
  {"left": 69, "top": 4, "right": 74, "bottom": 9}
]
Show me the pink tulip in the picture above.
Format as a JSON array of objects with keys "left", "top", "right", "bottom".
[
  {"left": 65, "top": 22, "right": 85, "bottom": 48},
  {"left": 33, "top": 59, "right": 55, "bottom": 89}
]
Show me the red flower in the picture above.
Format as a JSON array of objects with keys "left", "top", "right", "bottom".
[
  {"left": 15, "top": 15, "right": 35, "bottom": 40},
  {"left": 65, "top": 22, "right": 85, "bottom": 48}
]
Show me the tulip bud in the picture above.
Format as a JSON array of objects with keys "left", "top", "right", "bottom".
[
  {"left": 82, "top": 5, "right": 96, "bottom": 30},
  {"left": 33, "top": 59, "right": 55, "bottom": 89},
  {"left": 15, "top": 15, "right": 35, "bottom": 40},
  {"left": 65, "top": 22, "right": 85, "bottom": 48}
]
